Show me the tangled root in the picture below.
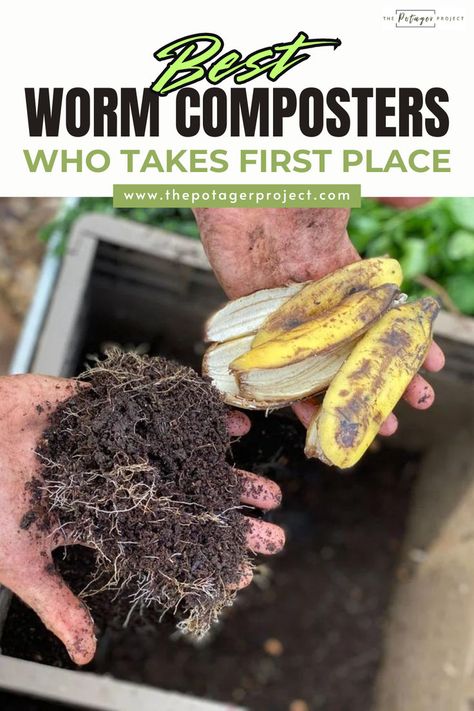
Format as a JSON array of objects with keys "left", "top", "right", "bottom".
[{"left": 35, "top": 349, "right": 251, "bottom": 636}]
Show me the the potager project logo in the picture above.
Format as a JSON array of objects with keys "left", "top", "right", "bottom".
[{"left": 383, "top": 9, "right": 464, "bottom": 27}]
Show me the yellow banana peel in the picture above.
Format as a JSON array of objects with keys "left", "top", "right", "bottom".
[
  {"left": 231, "top": 283, "right": 399, "bottom": 372},
  {"left": 253, "top": 257, "right": 402, "bottom": 347},
  {"left": 305, "top": 297, "right": 440, "bottom": 468}
]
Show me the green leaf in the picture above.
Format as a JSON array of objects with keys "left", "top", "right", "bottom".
[
  {"left": 447, "top": 230, "right": 474, "bottom": 260},
  {"left": 399, "top": 238, "right": 429, "bottom": 280},
  {"left": 444, "top": 274, "right": 474, "bottom": 315},
  {"left": 448, "top": 198, "right": 474, "bottom": 230}
]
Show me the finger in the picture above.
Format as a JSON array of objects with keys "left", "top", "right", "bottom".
[
  {"left": 227, "top": 411, "right": 251, "bottom": 436},
  {"left": 423, "top": 341, "right": 445, "bottom": 372},
  {"left": 378, "top": 413, "right": 398, "bottom": 437},
  {"left": 245, "top": 517, "right": 285, "bottom": 554},
  {"left": 403, "top": 374, "right": 435, "bottom": 410},
  {"left": 377, "top": 197, "right": 431, "bottom": 209},
  {"left": 7, "top": 562, "right": 96, "bottom": 665},
  {"left": 295, "top": 393, "right": 401, "bottom": 438},
  {"left": 238, "top": 469, "right": 282, "bottom": 510},
  {"left": 228, "top": 566, "right": 254, "bottom": 591},
  {"left": 292, "top": 398, "right": 321, "bottom": 428}
]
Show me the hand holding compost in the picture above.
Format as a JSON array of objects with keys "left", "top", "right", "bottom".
[{"left": 0, "top": 353, "right": 283, "bottom": 665}]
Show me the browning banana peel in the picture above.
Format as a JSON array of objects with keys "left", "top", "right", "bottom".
[
  {"left": 253, "top": 257, "right": 403, "bottom": 347},
  {"left": 231, "top": 284, "right": 399, "bottom": 372},
  {"left": 305, "top": 297, "right": 440, "bottom": 468}
]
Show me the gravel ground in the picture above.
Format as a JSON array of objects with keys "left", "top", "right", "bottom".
[{"left": 0, "top": 198, "right": 59, "bottom": 373}]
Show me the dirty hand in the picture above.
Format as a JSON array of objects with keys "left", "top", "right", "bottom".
[
  {"left": 0, "top": 375, "right": 283, "bottom": 665},
  {"left": 193, "top": 207, "right": 445, "bottom": 437}
]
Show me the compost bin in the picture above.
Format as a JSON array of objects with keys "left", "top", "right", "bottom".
[{"left": 0, "top": 215, "right": 473, "bottom": 711}]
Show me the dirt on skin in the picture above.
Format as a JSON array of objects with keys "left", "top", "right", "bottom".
[{"left": 30, "top": 349, "right": 251, "bottom": 636}]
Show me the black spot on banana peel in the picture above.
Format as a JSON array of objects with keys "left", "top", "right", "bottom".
[{"left": 305, "top": 297, "right": 440, "bottom": 469}]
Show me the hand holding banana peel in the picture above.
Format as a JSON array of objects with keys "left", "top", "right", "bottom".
[{"left": 203, "top": 257, "right": 440, "bottom": 469}]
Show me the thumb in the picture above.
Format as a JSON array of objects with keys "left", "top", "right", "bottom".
[{"left": 6, "top": 562, "right": 96, "bottom": 665}]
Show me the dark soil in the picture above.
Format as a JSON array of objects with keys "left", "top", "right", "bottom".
[
  {"left": 4, "top": 412, "right": 417, "bottom": 711},
  {"left": 32, "top": 349, "right": 250, "bottom": 636}
]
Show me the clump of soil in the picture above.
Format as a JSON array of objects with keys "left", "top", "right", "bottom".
[{"left": 34, "top": 349, "right": 250, "bottom": 636}]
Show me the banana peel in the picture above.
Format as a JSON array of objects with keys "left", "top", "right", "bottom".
[
  {"left": 305, "top": 297, "right": 440, "bottom": 468},
  {"left": 204, "top": 328, "right": 354, "bottom": 407},
  {"left": 237, "top": 343, "right": 353, "bottom": 402},
  {"left": 204, "top": 282, "right": 305, "bottom": 343},
  {"left": 253, "top": 257, "right": 402, "bottom": 347},
  {"left": 202, "top": 258, "right": 440, "bottom": 471},
  {"left": 202, "top": 336, "right": 297, "bottom": 410},
  {"left": 231, "top": 283, "right": 399, "bottom": 372}
]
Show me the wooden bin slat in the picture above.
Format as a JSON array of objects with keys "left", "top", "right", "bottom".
[{"left": 0, "top": 655, "right": 240, "bottom": 711}]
